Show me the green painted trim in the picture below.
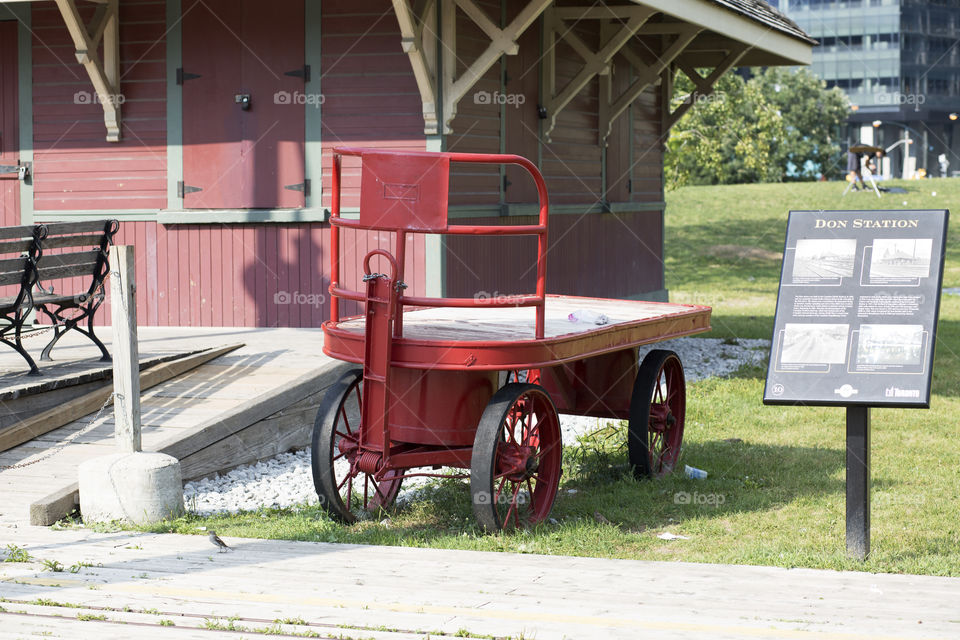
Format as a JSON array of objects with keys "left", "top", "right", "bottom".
[
  {"left": 304, "top": 1, "right": 322, "bottom": 211},
  {"left": 424, "top": 135, "right": 444, "bottom": 297},
  {"left": 166, "top": 0, "right": 183, "bottom": 210},
  {"left": 34, "top": 209, "right": 330, "bottom": 224},
  {"left": 159, "top": 209, "right": 329, "bottom": 224},
  {"left": 12, "top": 4, "right": 33, "bottom": 225},
  {"left": 610, "top": 201, "right": 664, "bottom": 213},
  {"left": 34, "top": 211, "right": 162, "bottom": 222},
  {"left": 628, "top": 288, "right": 668, "bottom": 303},
  {"left": 445, "top": 202, "right": 665, "bottom": 219}
]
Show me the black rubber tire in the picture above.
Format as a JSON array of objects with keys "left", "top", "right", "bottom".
[
  {"left": 311, "top": 364, "right": 402, "bottom": 523},
  {"left": 470, "top": 382, "right": 562, "bottom": 533},
  {"left": 628, "top": 349, "right": 686, "bottom": 480}
]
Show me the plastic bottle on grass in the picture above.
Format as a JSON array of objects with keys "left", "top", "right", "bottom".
[
  {"left": 685, "top": 465, "right": 708, "bottom": 479},
  {"left": 568, "top": 310, "right": 610, "bottom": 325}
]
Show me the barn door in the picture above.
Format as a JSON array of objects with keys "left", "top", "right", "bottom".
[
  {"left": 181, "top": 0, "right": 306, "bottom": 209},
  {"left": 0, "top": 21, "right": 21, "bottom": 227}
]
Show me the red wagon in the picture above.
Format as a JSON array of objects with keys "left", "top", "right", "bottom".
[{"left": 313, "top": 147, "right": 711, "bottom": 531}]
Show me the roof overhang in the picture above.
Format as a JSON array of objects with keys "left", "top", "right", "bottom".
[{"left": 632, "top": 0, "right": 813, "bottom": 66}]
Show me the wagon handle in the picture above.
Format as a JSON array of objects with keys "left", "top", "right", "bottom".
[{"left": 363, "top": 249, "right": 399, "bottom": 283}]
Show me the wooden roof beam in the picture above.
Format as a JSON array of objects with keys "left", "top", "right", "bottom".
[
  {"left": 542, "top": 5, "right": 656, "bottom": 141},
  {"left": 54, "top": 0, "right": 120, "bottom": 141},
  {"left": 598, "top": 24, "right": 701, "bottom": 146}
]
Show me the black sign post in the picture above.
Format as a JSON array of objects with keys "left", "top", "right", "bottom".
[
  {"left": 765, "top": 209, "right": 948, "bottom": 560},
  {"left": 845, "top": 406, "right": 870, "bottom": 559}
]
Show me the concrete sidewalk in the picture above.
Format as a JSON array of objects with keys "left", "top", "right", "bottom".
[{"left": 0, "top": 525, "right": 957, "bottom": 639}]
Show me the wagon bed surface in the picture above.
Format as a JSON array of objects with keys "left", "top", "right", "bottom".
[{"left": 324, "top": 294, "right": 711, "bottom": 370}]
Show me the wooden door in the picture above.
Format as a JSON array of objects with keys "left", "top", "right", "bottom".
[
  {"left": 181, "top": 0, "right": 306, "bottom": 209},
  {"left": 0, "top": 21, "right": 20, "bottom": 227}
]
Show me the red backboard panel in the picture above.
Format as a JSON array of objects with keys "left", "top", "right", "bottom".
[{"left": 359, "top": 152, "right": 449, "bottom": 231}]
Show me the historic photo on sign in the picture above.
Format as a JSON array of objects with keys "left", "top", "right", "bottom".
[
  {"left": 781, "top": 323, "right": 850, "bottom": 364},
  {"left": 856, "top": 324, "right": 924, "bottom": 365},
  {"left": 792, "top": 238, "right": 857, "bottom": 282},
  {"left": 869, "top": 238, "right": 932, "bottom": 280}
]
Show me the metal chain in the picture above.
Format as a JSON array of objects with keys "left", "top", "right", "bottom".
[{"left": 0, "top": 392, "right": 115, "bottom": 470}]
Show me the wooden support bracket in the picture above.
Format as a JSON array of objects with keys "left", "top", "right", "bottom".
[
  {"left": 597, "top": 24, "right": 702, "bottom": 146},
  {"left": 664, "top": 42, "right": 749, "bottom": 131},
  {"left": 439, "top": 0, "right": 550, "bottom": 134},
  {"left": 541, "top": 6, "right": 656, "bottom": 142},
  {"left": 393, "top": 0, "right": 550, "bottom": 134},
  {"left": 54, "top": 0, "right": 121, "bottom": 142},
  {"left": 393, "top": 0, "right": 439, "bottom": 134}
]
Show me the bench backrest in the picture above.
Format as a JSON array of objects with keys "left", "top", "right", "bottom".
[
  {"left": 35, "top": 220, "right": 119, "bottom": 296},
  {"left": 0, "top": 225, "right": 42, "bottom": 293}
]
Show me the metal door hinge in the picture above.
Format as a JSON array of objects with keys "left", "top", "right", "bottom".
[
  {"left": 284, "top": 65, "right": 311, "bottom": 82},
  {"left": 284, "top": 179, "right": 310, "bottom": 196},
  {"left": 177, "top": 181, "right": 202, "bottom": 198},
  {"left": 502, "top": 175, "right": 512, "bottom": 191},
  {"left": 176, "top": 68, "right": 202, "bottom": 85}
]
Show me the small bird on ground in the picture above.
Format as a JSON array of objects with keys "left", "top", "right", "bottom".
[
  {"left": 208, "top": 530, "right": 231, "bottom": 553},
  {"left": 593, "top": 511, "right": 612, "bottom": 525}
]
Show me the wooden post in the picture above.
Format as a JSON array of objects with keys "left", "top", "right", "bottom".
[{"left": 110, "top": 245, "right": 141, "bottom": 453}]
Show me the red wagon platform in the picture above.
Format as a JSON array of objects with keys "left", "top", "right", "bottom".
[{"left": 312, "top": 147, "right": 711, "bottom": 531}]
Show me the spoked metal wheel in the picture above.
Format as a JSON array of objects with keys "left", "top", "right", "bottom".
[
  {"left": 628, "top": 349, "right": 686, "bottom": 479},
  {"left": 311, "top": 365, "right": 403, "bottom": 523},
  {"left": 470, "top": 383, "right": 562, "bottom": 532}
]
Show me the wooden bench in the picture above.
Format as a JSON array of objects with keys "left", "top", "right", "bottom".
[
  {"left": 0, "top": 224, "right": 46, "bottom": 375},
  {"left": 32, "top": 219, "right": 119, "bottom": 363}
]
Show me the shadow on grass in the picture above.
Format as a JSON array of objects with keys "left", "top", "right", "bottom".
[{"left": 555, "top": 437, "right": 846, "bottom": 533}]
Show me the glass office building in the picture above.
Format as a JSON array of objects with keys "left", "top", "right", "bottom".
[{"left": 770, "top": 0, "right": 960, "bottom": 178}]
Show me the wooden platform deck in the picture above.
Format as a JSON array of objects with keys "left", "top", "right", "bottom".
[{"left": 0, "top": 327, "right": 339, "bottom": 526}]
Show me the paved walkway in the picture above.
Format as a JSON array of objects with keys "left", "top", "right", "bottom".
[{"left": 1, "top": 525, "right": 958, "bottom": 640}]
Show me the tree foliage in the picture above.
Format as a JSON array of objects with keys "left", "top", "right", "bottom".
[{"left": 665, "top": 68, "right": 849, "bottom": 188}]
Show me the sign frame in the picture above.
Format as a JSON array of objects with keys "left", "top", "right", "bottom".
[{"left": 764, "top": 209, "right": 949, "bottom": 409}]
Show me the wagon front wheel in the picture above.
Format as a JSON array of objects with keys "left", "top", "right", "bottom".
[
  {"left": 628, "top": 349, "right": 685, "bottom": 479},
  {"left": 471, "top": 383, "right": 562, "bottom": 532},
  {"left": 311, "top": 366, "right": 403, "bottom": 523}
]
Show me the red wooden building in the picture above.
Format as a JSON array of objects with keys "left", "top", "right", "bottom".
[{"left": 0, "top": 0, "right": 812, "bottom": 327}]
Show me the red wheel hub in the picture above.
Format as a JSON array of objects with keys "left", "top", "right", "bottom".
[
  {"left": 496, "top": 442, "right": 538, "bottom": 481},
  {"left": 648, "top": 403, "right": 675, "bottom": 432}
]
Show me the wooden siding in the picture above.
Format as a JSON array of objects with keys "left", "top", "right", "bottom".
[
  {"left": 444, "top": 211, "right": 663, "bottom": 300},
  {"left": 45, "top": 221, "right": 427, "bottom": 328},
  {"left": 443, "top": 12, "right": 666, "bottom": 301},
  {"left": 320, "top": 0, "right": 426, "bottom": 211},
  {"left": 447, "top": 0, "right": 501, "bottom": 206},
  {"left": 20, "top": 1, "right": 667, "bottom": 326},
  {"left": 31, "top": 0, "right": 167, "bottom": 211},
  {"left": 29, "top": 0, "right": 430, "bottom": 328}
]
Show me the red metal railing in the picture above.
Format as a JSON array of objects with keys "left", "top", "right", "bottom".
[{"left": 329, "top": 147, "right": 550, "bottom": 339}]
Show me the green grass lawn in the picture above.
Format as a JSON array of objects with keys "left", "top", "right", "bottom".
[{"left": 144, "top": 178, "right": 960, "bottom": 576}]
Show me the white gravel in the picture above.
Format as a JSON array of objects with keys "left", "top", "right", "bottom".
[{"left": 183, "top": 337, "right": 770, "bottom": 516}]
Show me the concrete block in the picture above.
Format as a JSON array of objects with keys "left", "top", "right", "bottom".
[{"left": 79, "top": 452, "right": 184, "bottom": 525}]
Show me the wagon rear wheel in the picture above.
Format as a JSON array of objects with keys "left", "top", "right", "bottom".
[
  {"left": 628, "top": 349, "right": 685, "bottom": 479},
  {"left": 470, "top": 383, "right": 562, "bottom": 532},
  {"left": 311, "top": 366, "right": 403, "bottom": 523}
]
